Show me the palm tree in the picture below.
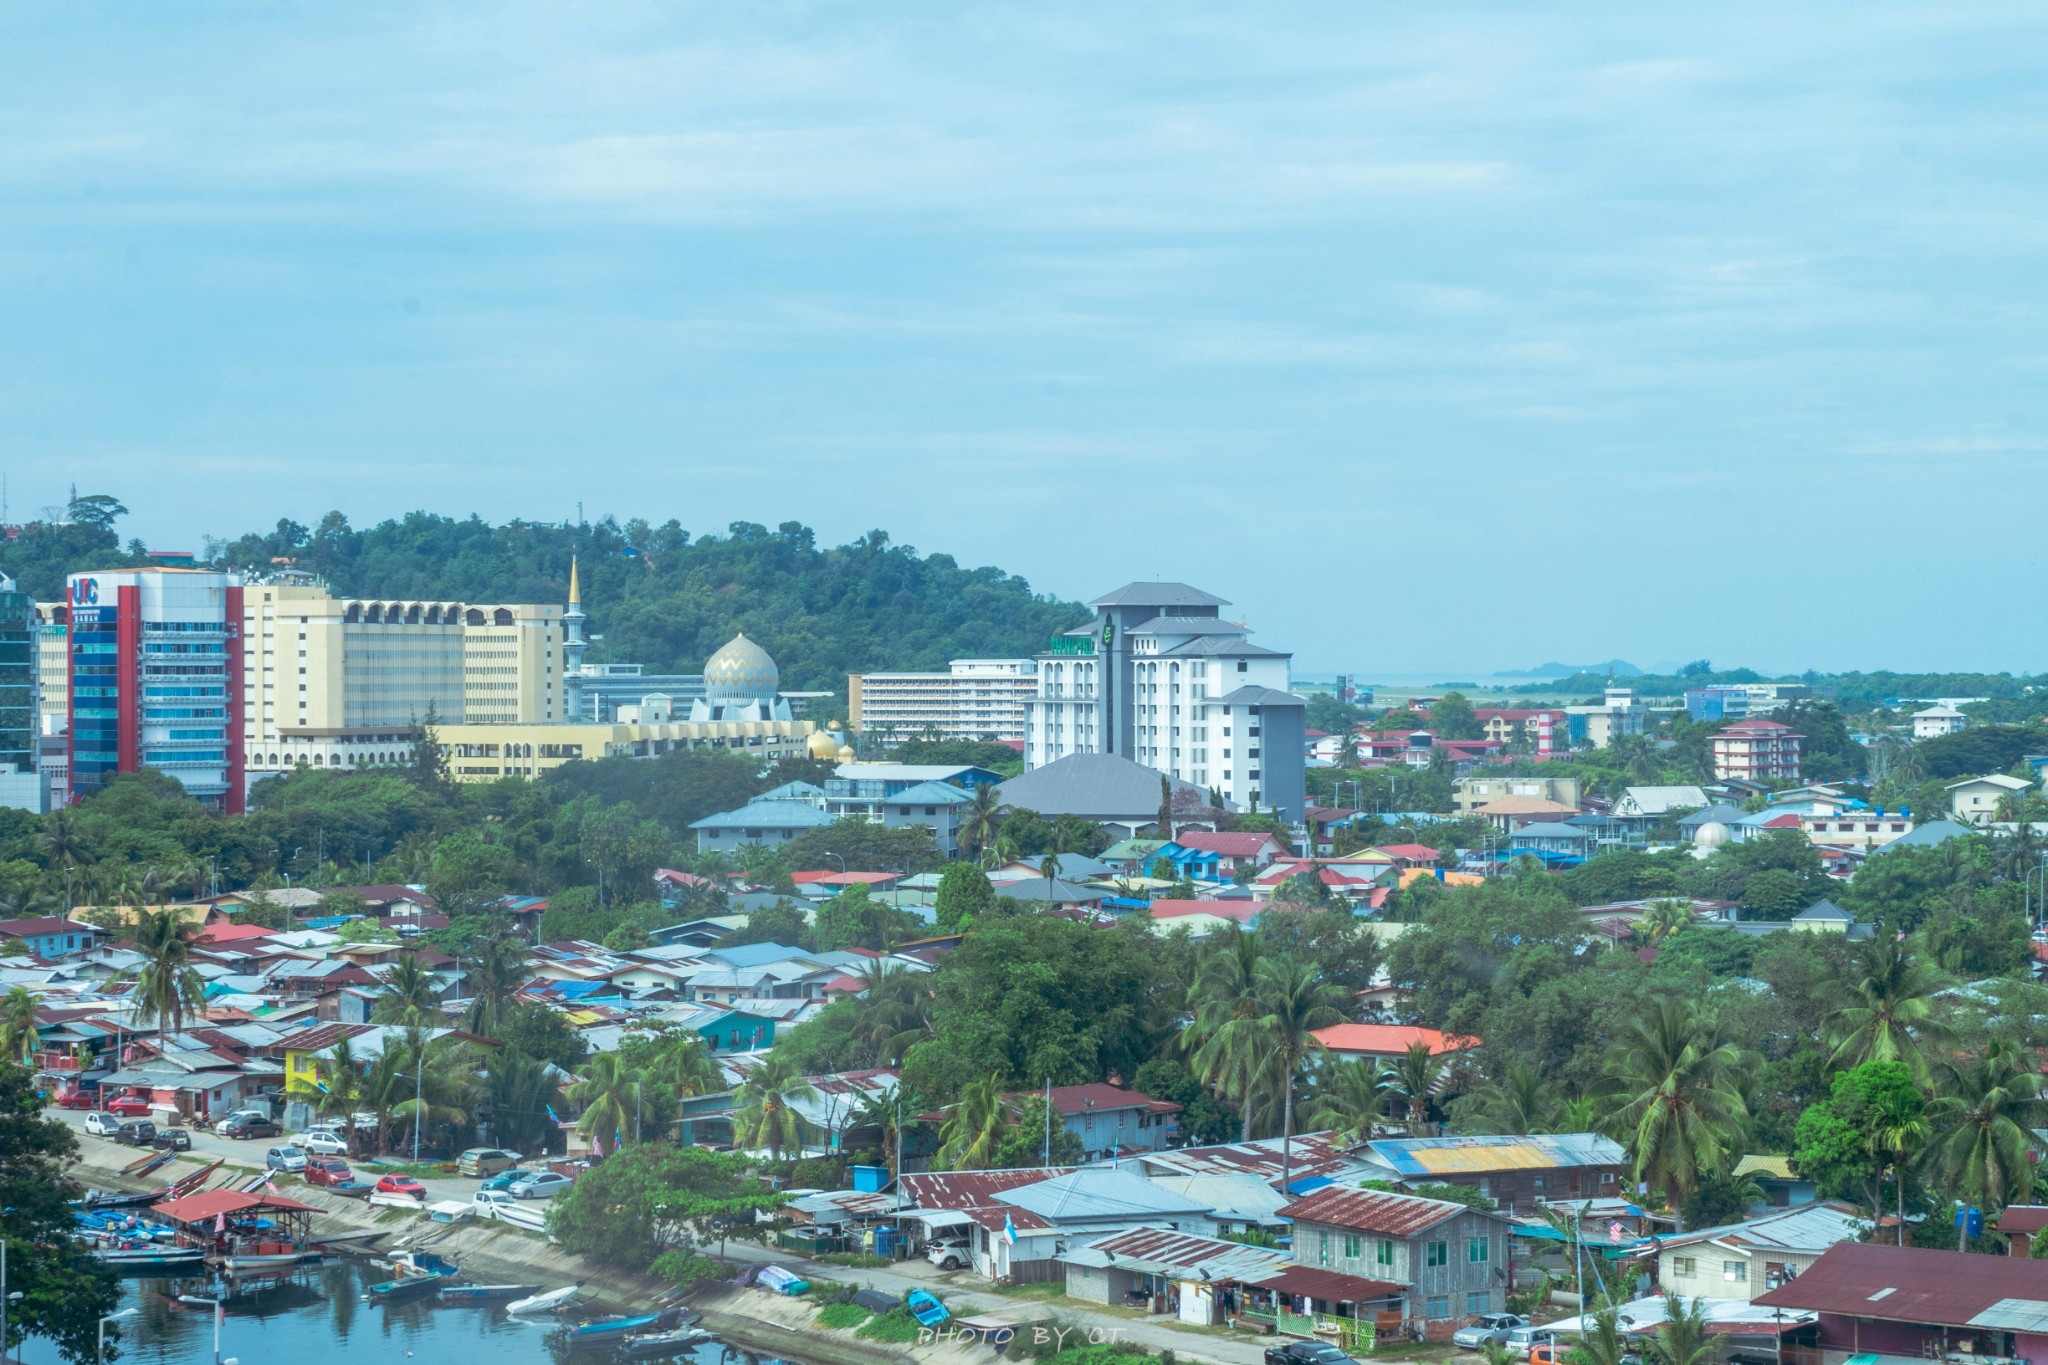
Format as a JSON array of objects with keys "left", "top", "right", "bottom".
[
  {"left": 462, "top": 933, "right": 530, "bottom": 1038},
  {"left": 1574, "top": 1293, "right": 1632, "bottom": 1365},
  {"left": 1457, "top": 1062, "right": 1557, "bottom": 1135},
  {"left": 390, "top": 1034, "right": 480, "bottom": 1155},
  {"left": 1925, "top": 1039, "right": 2048, "bottom": 1210},
  {"left": 1638, "top": 898, "right": 1693, "bottom": 944},
  {"left": 1391, "top": 1040, "right": 1448, "bottom": 1136},
  {"left": 936, "top": 1072, "right": 1007, "bottom": 1171},
  {"left": 1646, "top": 1295, "right": 1725, "bottom": 1365},
  {"left": 373, "top": 953, "right": 443, "bottom": 1024},
  {"left": 486, "top": 1049, "right": 561, "bottom": 1152},
  {"left": 1040, "top": 853, "right": 1064, "bottom": 905},
  {"left": 731, "top": 1052, "right": 819, "bottom": 1159},
  {"left": 115, "top": 907, "right": 206, "bottom": 1036},
  {"left": 958, "top": 785, "right": 1003, "bottom": 864},
  {"left": 1253, "top": 954, "right": 1348, "bottom": 1192},
  {"left": 980, "top": 828, "right": 1020, "bottom": 872},
  {"left": 1827, "top": 936, "right": 1951, "bottom": 1082},
  {"left": 852, "top": 959, "right": 930, "bottom": 1066},
  {"left": 1186, "top": 927, "right": 1269, "bottom": 1141},
  {"left": 1596, "top": 998, "right": 1751, "bottom": 1222},
  {"left": 571, "top": 1052, "right": 645, "bottom": 1150},
  {"left": 0, "top": 985, "right": 41, "bottom": 1064},
  {"left": 1302, "top": 1058, "right": 1392, "bottom": 1146},
  {"left": 39, "top": 810, "right": 90, "bottom": 906},
  {"left": 285, "top": 1034, "right": 367, "bottom": 1148},
  {"left": 641, "top": 1027, "right": 722, "bottom": 1107}
]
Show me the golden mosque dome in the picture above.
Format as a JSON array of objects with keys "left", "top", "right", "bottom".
[
  {"left": 837, "top": 744, "right": 856, "bottom": 762},
  {"left": 807, "top": 729, "right": 843, "bottom": 760},
  {"left": 703, "top": 632, "right": 779, "bottom": 704}
]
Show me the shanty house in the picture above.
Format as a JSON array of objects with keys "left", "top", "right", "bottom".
[
  {"left": 1276, "top": 1186, "right": 1519, "bottom": 1337},
  {"left": 1355, "top": 1133, "right": 1627, "bottom": 1214}
]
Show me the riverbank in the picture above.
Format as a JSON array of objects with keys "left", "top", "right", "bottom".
[{"left": 64, "top": 1134, "right": 1255, "bottom": 1365}]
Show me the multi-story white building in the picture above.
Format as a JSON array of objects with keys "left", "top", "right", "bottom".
[
  {"left": 1912, "top": 704, "right": 1968, "bottom": 739},
  {"left": 849, "top": 659, "right": 1038, "bottom": 743},
  {"left": 1022, "top": 582, "right": 1307, "bottom": 820}
]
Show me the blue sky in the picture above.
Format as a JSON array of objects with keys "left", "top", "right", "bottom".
[{"left": 4, "top": 3, "right": 2046, "bottom": 677}]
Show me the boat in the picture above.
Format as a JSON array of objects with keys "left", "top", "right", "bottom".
[
  {"left": 906, "top": 1289, "right": 949, "bottom": 1327},
  {"left": 621, "top": 1326, "right": 711, "bottom": 1359},
  {"left": 559, "top": 1308, "right": 685, "bottom": 1347},
  {"left": 505, "top": 1284, "right": 580, "bottom": 1316},
  {"left": 390, "top": 1250, "right": 461, "bottom": 1280},
  {"left": 80, "top": 1190, "right": 159, "bottom": 1211},
  {"left": 222, "top": 1251, "right": 317, "bottom": 1273},
  {"left": 92, "top": 1244, "right": 206, "bottom": 1269},
  {"left": 436, "top": 1284, "right": 541, "bottom": 1305},
  {"left": 367, "top": 1275, "right": 447, "bottom": 1303}
]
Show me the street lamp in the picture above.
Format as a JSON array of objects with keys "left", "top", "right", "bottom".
[
  {"left": 180, "top": 1295, "right": 227, "bottom": 1365},
  {"left": 97, "top": 1307, "right": 135, "bottom": 1363}
]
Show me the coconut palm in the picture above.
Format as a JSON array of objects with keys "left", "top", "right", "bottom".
[
  {"left": 1186, "top": 926, "right": 1270, "bottom": 1141},
  {"left": 1573, "top": 1292, "right": 1633, "bottom": 1365},
  {"left": 486, "top": 1048, "right": 560, "bottom": 1152},
  {"left": 1638, "top": 898, "right": 1694, "bottom": 944},
  {"left": 1302, "top": 1058, "right": 1392, "bottom": 1146},
  {"left": 957, "top": 785, "right": 1003, "bottom": 864},
  {"left": 1391, "top": 1040, "right": 1449, "bottom": 1136},
  {"left": 852, "top": 959, "right": 931, "bottom": 1066},
  {"left": 1646, "top": 1295, "right": 1725, "bottom": 1365},
  {"left": 571, "top": 1051, "right": 646, "bottom": 1150},
  {"left": 461, "top": 933, "right": 531, "bottom": 1038},
  {"left": 1596, "top": 998, "right": 1751, "bottom": 1221},
  {"left": 373, "top": 952, "right": 444, "bottom": 1024},
  {"left": 285, "top": 1034, "right": 368, "bottom": 1147},
  {"left": 0, "top": 985, "right": 41, "bottom": 1064},
  {"left": 1253, "top": 954, "right": 1349, "bottom": 1191},
  {"left": 641, "top": 1027, "right": 722, "bottom": 1106},
  {"left": 731, "top": 1052, "right": 820, "bottom": 1159},
  {"left": 936, "top": 1072, "right": 1007, "bottom": 1171},
  {"left": 1925, "top": 1038, "right": 2048, "bottom": 1210},
  {"left": 114, "top": 907, "right": 207, "bottom": 1036},
  {"left": 389, "top": 1034, "right": 480, "bottom": 1154},
  {"left": 1456, "top": 1062, "right": 1558, "bottom": 1136},
  {"left": 39, "top": 810, "right": 91, "bottom": 906},
  {"left": 1827, "top": 936, "right": 1951, "bottom": 1082}
]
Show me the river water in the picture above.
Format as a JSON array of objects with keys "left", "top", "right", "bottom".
[{"left": 17, "top": 1262, "right": 782, "bottom": 1365}]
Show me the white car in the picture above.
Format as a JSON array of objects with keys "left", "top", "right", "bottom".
[
  {"left": 507, "top": 1171, "right": 573, "bottom": 1200},
  {"left": 296, "top": 1130, "right": 349, "bottom": 1157},
  {"left": 925, "top": 1240, "right": 969, "bottom": 1271},
  {"left": 83, "top": 1111, "right": 123, "bottom": 1137},
  {"left": 473, "top": 1189, "right": 519, "bottom": 1219}
]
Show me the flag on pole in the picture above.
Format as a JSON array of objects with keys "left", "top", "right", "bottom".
[
  {"left": 214, "top": 1212, "right": 225, "bottom": 1234},
  {"left": 545, "top": 1103, "right": 562, "bottom": 1125},
  {"left": 1003, "top": 1212, "right": 1019, "bottom": 1246},
  {"left": 1609, "top": 1221, "right": 1623, "bottom": 1245}
]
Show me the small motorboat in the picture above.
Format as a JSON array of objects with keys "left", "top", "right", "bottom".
[
  {"left": 92, "top": 1243, "right": 206, "bottom": 1269},
  {"left": 437, "top": 1284, "right": 541, "bottom": 1305},
  {"left": 559, "top": 1308, "right": 685, "bottom": 1347},
  {"left": 367, "top": 1275, "right": 447, "bottom": 1303},
  {"left": 621, "top": 1326, "right": 711, "bottom": 1359},
  {"left": 390, "top": 1250, "right": 461, "bottom": 1280},
  {"left": 81, "top": 1190, "right": 160, "bottom": 1211},
  {"left": 906, "top": 1289, "right": 949, "bottom": 1327},
  {"left": 505, "top": 1284, "right": 580, "bottom": 1316},
  {"left": 222, "top": 1251, "right": 315, "bottom": 1273}
]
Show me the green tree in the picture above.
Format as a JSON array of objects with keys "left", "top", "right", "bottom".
[
  {"left": 572, "top": 1051, "right": 649, "bottom": 1149},
  {"left": 1597, "top": 998, "right": 1752, "bottom": 1221},
  {"left": 1646, "top": 1295, "right": 1726, "bottom": 1365},
  {"left": 548, "top": 1143, "right": 792, "bottom": 1269},
  {"left": 1428, "top": 691, "right": 1484, "bottom": 741},
  {"left": 731, "top": 1052, "right": 820, "bottom": 1158},
  {"left": 372, "top": 952, "right": 444, "bottom": 1023},
  {"left": 956, "top": 785, "right": 1004, "bottom": 864},
  {"left": 936, "top": 1072, "right": 1007, "bottom": 1171},
  {"left": 1826, "top": 936, "right": 1950, "bottom": 1083},
  {"left": 933, "top": 862, "right": 998, "bottom": 933},
  {"left": 0, "top": 1062, "right": 121, "bottom": 1362},
  {"left": 1186, "top": 927, "right": 1271, "bottom": 1141},
  {"left": 1391, "top": 1040, "right": 1448, "bottom": 1135},
  {"left": 1925, "top": 1039, "right": 2048, "bottom": 1210},
  {"left": 1454, "top": 1061, "right": 1559, "bottom": 1136},
  {"left": 113, "top": 906, "right": 206, "bottom": 1035},
  {"left": 1303, "top": 1058, "right": 1393, "bottom": 1145},
  {"left": 495, "top": 1001, "right": 591, "bottom": 1070},
  {"left": 0, "top": 987, "right": 40, "bottom": 1064},
  {"left": 461, "top": 932, "right": 531, "bottom": 1038},
  {"left": 1254, "top": 955, "right": 1349, "bottom": 1190}
]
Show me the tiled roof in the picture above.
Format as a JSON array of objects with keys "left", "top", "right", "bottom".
[
  {"left": 1313, "top": 1024, "right": 1477, "bottom": 1057},
  {"left": 1174, "top": 833, "right": 1286, "bottom": 857},
  {"left": 1278, "top": 1186, "right": 1470, "bottom": 1235}
]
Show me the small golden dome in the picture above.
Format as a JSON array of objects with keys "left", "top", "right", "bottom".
[
  {"left": 807, "top": 729, "right": 842, "bottom": 760},
  {"left": 827, "top": 720, "right": 843, "bottom": 732},
  {"left": 837, "top": 744, "right": 857, "bottom": 762}
]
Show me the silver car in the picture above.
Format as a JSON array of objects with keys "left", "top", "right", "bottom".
[
  {"left": 1454, "top": 1314, "right": 1530, "bottom": 1350},
  {"left": 508, "top": 1170, "right": 573, "bottom": 1200}
]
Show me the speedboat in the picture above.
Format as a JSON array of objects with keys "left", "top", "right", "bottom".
[
  {"left": 222, "top": 1251, "right": 313, "bottom": 1273},
  {"left": 622, "top": 1326, "right": 711, "bottom": 1359},
  {"left": 505, "top": 1284, "right": 580, "bottom": 1316},
  {"left": 367, "top": 1275, "right": 446, "bottom": 1303},
  {"left": 559, "top": 1308, "right": 685, "bottom": 1347},
  {"left": 92, "top": 1243, "right": 206, "bottom": 1269},
  {"left": 437, "top": 1284, "right": 541, "bottom": 1305},
  {"left": 390, "top": 1250, "right": 460, "bottom": 1280}
]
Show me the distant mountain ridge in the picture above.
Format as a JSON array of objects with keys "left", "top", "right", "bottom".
[{"left": 1492, "top": 659, "right": 1643, "bottom": 679}]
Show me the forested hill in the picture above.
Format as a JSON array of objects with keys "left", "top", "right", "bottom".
[{"left": 2, "top": 500, "right": 1087, "bottom": 692}]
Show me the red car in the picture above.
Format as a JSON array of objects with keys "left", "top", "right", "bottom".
[
  {"left": 304, "top": 1157, "right": 354, "bottom": 1187},
  {"left": 374, "top": 1174, "right": 427, "bottom": 1199},
  {"left": 104, "top": 1096, "right": 152, "bottom": 1117},
  {"left": 55, "top": 1089, "right": 98, "bottom": 1111}
]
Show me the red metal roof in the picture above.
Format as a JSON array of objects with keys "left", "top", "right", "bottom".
[
  {"left": 1011, "top": 1084, "right": 1177, "bottom": 1117},
  {"left": 1999, "top": 1206, "right": 2048, "bottom": 1236},
  {"left": 898, "top": 1169, "right": 1076, "bottom": 1210},
  {"left": 1247, "top": 1264, "right": 1404, "bottom": 1303},
  {"left": 1278, "top": 1186, "right": 1469, "bottom": 1235},
  {"left": 1753, "top": 1242, "right": 2048, "bottom": 1326},
  {"left": 1175, "top": 832, "right": 1286, "bottom": 857},
  {"left": 963, "top": 1204, "right": 1052, "bottom": 1233},
  {"left": 153, "top": 1189, "right": 320, "bottom": 1224},
  {"left": 1148, "top": 900, "right": 1258, "bottom": 923},
  {"left": 195, "top": 923, "right": 276, "bottom": 943},
  {"left": 1373, "top": 843, "right": 1442, "bottom": 862}
]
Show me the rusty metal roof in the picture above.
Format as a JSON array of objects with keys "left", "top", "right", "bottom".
[
  {"left": 1754, "top": 1243, "right": 2048, "bottom": 1327},
  {"left": 1134, "top": 1132, "right": 1369, "bottom": 1188},
  {"left": 898, "top": 1168, "right": 1075, "bottom": 1211},
  {"left": 1277, "top": 1186, "right": 1470, "bottom": 1235},
  {"left": 1243, "top": 1264, "right": 1405, "bottom": 1303},
  {"left": 1365, "top": 1133, "right": 1625, "bottom": 1176},
  {"left": 1062, "top": 1227, "right": 1289, "bottom": 1282}
]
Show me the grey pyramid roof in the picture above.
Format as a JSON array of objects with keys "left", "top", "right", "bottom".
[
  {"left": 1869, "top": 820, "right": 1974, "bottom": 854},
  {"left": 1794, "top": 898, "right": 1854, "bottom": 922},
  {"left": 1090, "top": 582, "right": 1230, "bottom": 609},
  {"left": 1216, "top": 685, "right": 1306, "bottom": 707},
  {"left": 997, "top": 753, "right": 1210, "bottom": 822}
]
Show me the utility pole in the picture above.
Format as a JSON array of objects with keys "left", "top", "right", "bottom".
[
  {"left": 413, "top": 1046, "right": 424, "bottom": 1164},
  {"left": 1042, "top": 1078, "right": 1051, "bottom": 1168}
]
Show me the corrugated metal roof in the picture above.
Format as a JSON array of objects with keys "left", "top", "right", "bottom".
[
  {"left": 1278, "top": 1187, "right": 1471, "bottom": 1235},
  {"left": 898, "top": 1169, "right": 1075, "bottom": 1211},
  {"left": 1367, "top": 1132, "right": 1625, "bottom": 1176},
  {"left": 1658, "top": 1202, "right": 1867, "bottom": 1255},
  {"left": 1755, "top": 1243, "right": 2048, "bottom": 1326},
  {"left": 997, "top": 1169, "right": 1212, "bottom": 1221},
  {"left": 1063, "top": 1227, "right": 1289, "bottom": 1282},
  {"left": 1242, "top": 1264, "right": 1404, "bottom": 1303},
  {"left": 1970, "top": 1299, "right": 2048, "bottom": 1333},
  {"left": 1134, "top": 1133, "right": 1370, "bottom": 1188}
]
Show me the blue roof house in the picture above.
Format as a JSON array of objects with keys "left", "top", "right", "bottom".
[{"left": 690, "top": 798, "right": 836, "bottom": 853}]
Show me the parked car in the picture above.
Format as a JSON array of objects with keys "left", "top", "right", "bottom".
[
  {"left": 479, "top": 1167, "right": 533, "bottom": 1193},
  {"left": 375, "top": 1174, "right": 428, "bottom": 1200},
  {"left": 457, "top": 1147, "right": 523, "bottom": 1177},
  {"left": 1454, "top": 1313, "right": 1532, "bottom": 1350},
  {"left": 55, "top": 1089, "right": 98, "bottom": 1110},
  {"left": 265, "top": 1145, "right": 308, "bottom": 1173},
  {"left": 472, "top": 1189, "right": 520, "bottom": 1219},
  {"left": 151, "top": 1127, "right": 193, "bottom": 1152},
  {"left": 113, "top": 1119, "right": 158, "bottom": 1146},
  {"left": 924, "top": 1240, "right": 969, "bottom": 1271},
  {"left": 296, "top": 1130, "right": 349, "bottom": 1157},
  {"left": 1503, "top": 1328, "right": 1561, "bottom": 1359},
  {"left": 304, "top": 1156, "right": 353, "bottom": 1187},
  {"left": 83, "top": 1111, "right": 123, "bottom": 1137},
  {"left": 105, "top": 1095, "right": 152, "bottom": 1118},
  {"left": 219, "top": 1113, "right": 281, "bottom": 1139},
  {"left": 1264, "top": 1343, "right": 1359, "bottom": 1365},
  {"left": 506, "top": 1171, "right": 573, "bottom": 1201}
]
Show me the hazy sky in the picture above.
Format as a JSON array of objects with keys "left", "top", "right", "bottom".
[{"left": 5, "top": 3, "right": 2046, "bottom": 677}]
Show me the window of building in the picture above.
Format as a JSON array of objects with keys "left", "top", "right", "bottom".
[
  {"left": 1426, "top": 1241, "right": 1448, "bottom": 1267},
  {"left": 1468, "top": 1236, "right": 1489, "bottom": 1264},
  {"left": 1342, "top": 1234, "right": 1361, "bottom": 1258},
  {"left": 1466, "top": 1292, "right": 1490, "bottom": 1315},
  {"left": 1671, "top": 1256, "right": 1696, "bottom": 1277},
  {"left": 1723, "top": 1261, "right": 1746, "bottom": 1283},
  {"left": 1318, "top": 1231, "right": 1330, "bottom": 1265},
  {"left": 1425, "top": 1297, "right": 1450, "bottom": 1320},
  {"left": 1376, "top": 1239, "right": 1394, "bottom": 1266}
]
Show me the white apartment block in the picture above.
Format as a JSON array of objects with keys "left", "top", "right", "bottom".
[
  {"left": 1023, "top": 583, "right": 1308, "bottom": 820},
  {"left": 849, "top": 659, "right": 1038, "bottom": 743}
]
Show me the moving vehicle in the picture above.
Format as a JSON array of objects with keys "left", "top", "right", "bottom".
[
  {"left": 112, "top": 1120, "right": 158, "bottom": 1146},
  {"left": 296, "top": 1130, "right": 349, "bottom": 1157},
  {"left": 457, "top": 1147, "right": 522, "bottom": 1176},
  {"left": 374, "top": 1174, "right": 428, "bottom": 1199},
  {"left": 220, "top": 1113, "right": 281, "bottom": 1139},
  {"left": 104, "top": 1096, "right": 152, "bottom": 1118},
  {"left": 505, "top": 1285, "right": 580, "bottom": 1316},
  {"left": 151, "top": 1128, "right": 193, "bottom": 1152},
  {"left": 304, "top": 1156, "right": 354, "bottom": 1187},
  {"left": 1263, "top": 1343, "right": 1361, "bottom": 1365},
  {"left": 264, "top": 1145, "right": 308, "bottom": 1174},
  {"left": 925, "top": 1239, "right": 969, "bottom": 1270},
  {"left": 1454, "top": 1313, "right": 1533, "bottom": 1350},
  {"left": 83, "top": 1111, "right": 123, "bottom": 1137},
  {"left": 507, "top": 1170, "right": 572, "bottom": 1200},
  {"left": 479, "top": 1167, "right": 534, "bottom": 1193}
]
